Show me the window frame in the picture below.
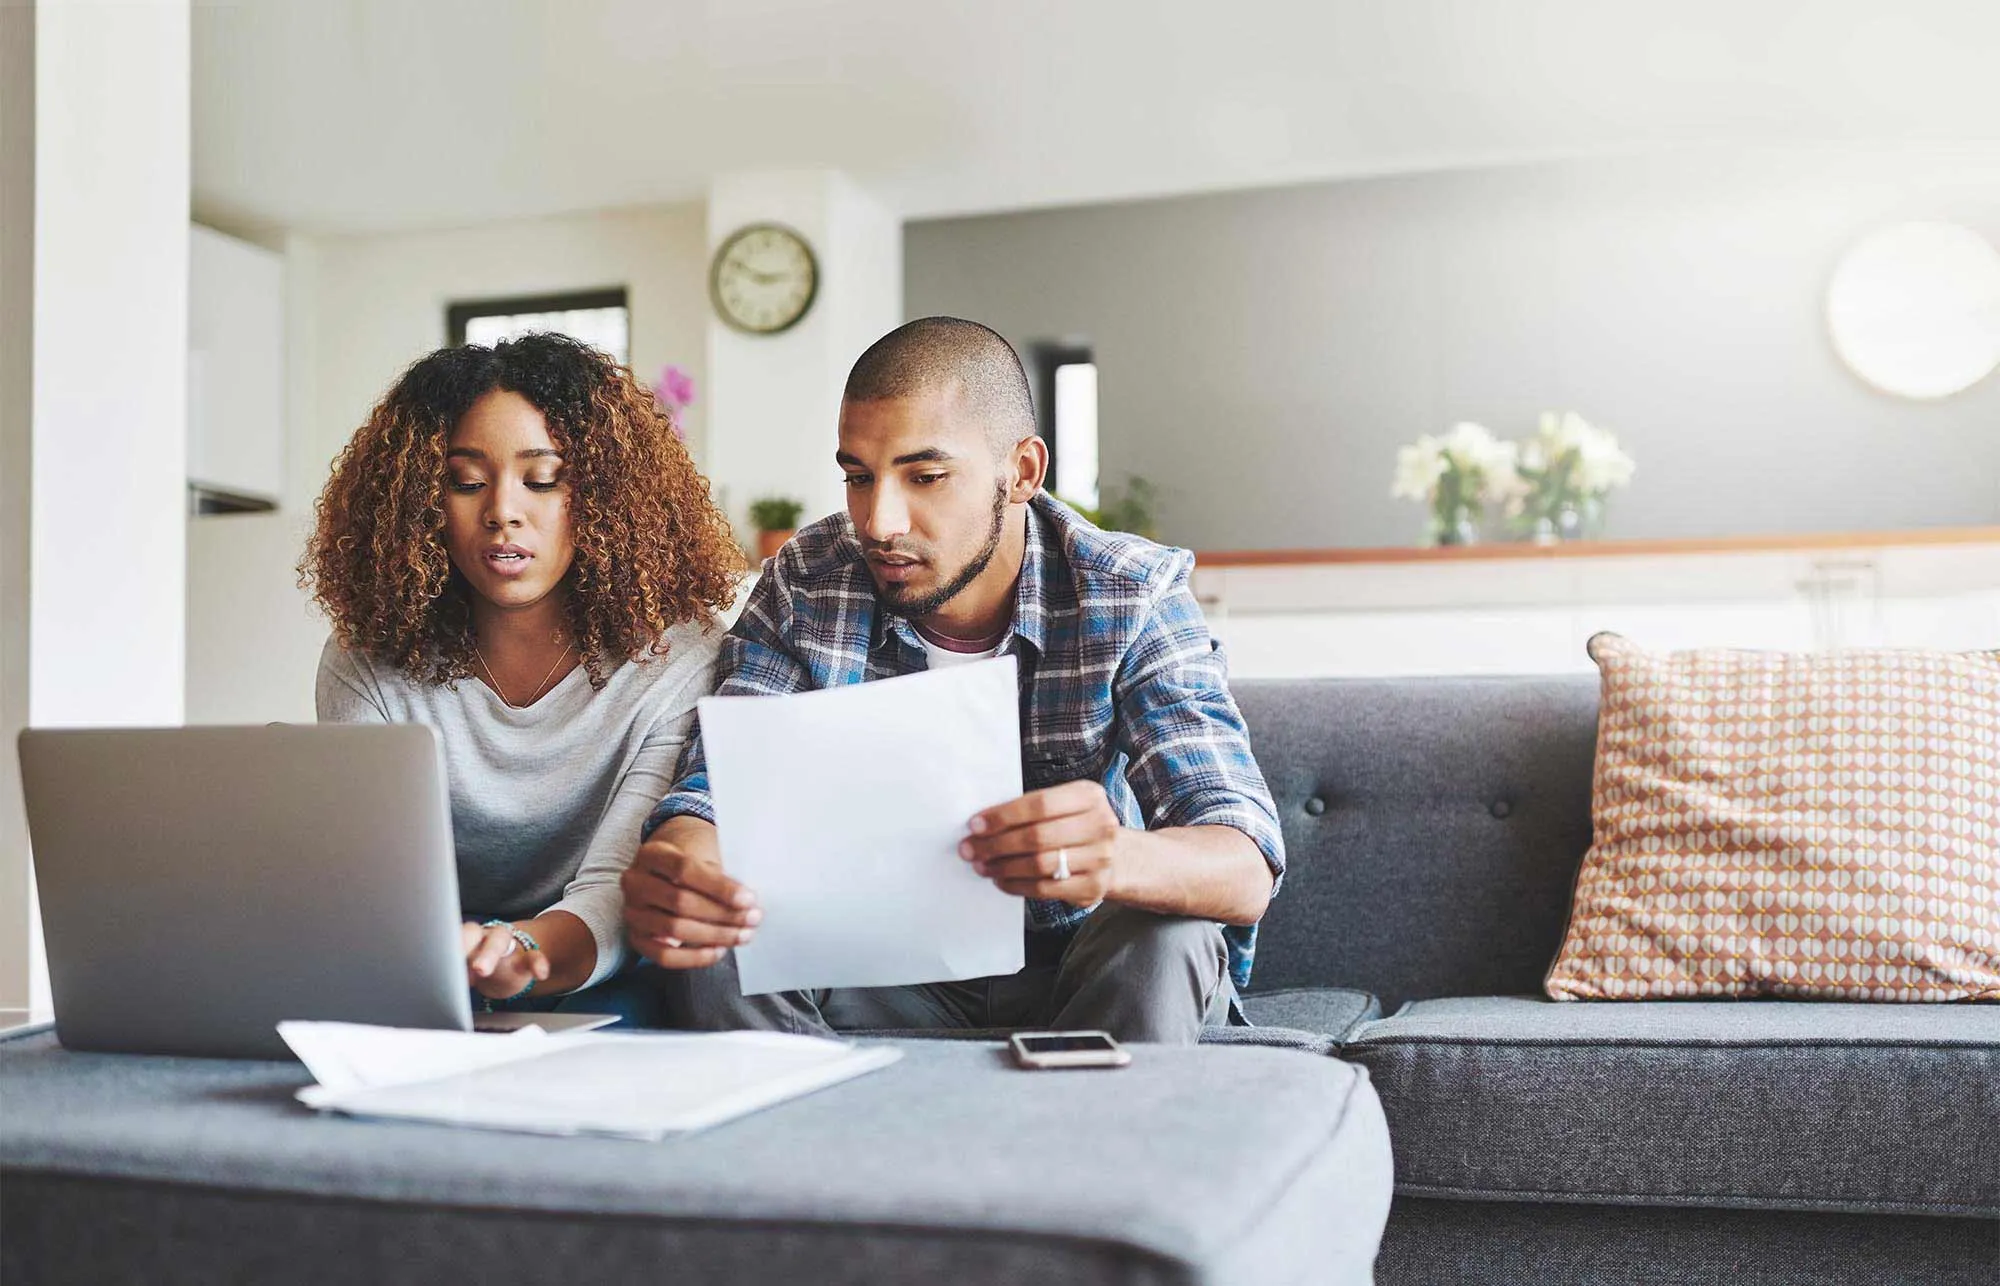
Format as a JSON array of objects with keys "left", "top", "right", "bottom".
[
  {"left": 445, "top": 287, "right": 630, "bottom": 351},
  {"left": 1026, "top": 340, "right": 1094, "bottom": 500}
]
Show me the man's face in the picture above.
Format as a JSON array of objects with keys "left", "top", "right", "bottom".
[{"left": 838, "top": 382, "right": 1012, "bottom": 618}]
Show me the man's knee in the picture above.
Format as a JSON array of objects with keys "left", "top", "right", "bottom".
[
  {"left": 649, "top": 955, "right": 738, "bottom": 1030},
  {"left": 1072, "top": 905, "right": 1227, "bottom": 977},
  {"left": 651, "top": 952, "right": 824, "bottom": 1034},
  {"left": 1055, "top": 906, "right": 1229, "bottom": 1043}
]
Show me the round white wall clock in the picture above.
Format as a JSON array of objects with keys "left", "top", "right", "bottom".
[
  {"left": 1826, "top": 220, "right": 2000, "bottom": 400},
  {"left": 709, "top": 223, "right": 818, "bottom": 336}
]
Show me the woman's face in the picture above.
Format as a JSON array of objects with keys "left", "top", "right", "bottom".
[{"left": 443, "top": 389, "right": 577, "bottom": 614}]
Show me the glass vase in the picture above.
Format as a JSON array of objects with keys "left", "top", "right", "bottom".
[{"left": 1434, "top": 502, "right": 1479, "bottom": 547}]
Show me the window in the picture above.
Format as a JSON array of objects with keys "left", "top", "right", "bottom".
[
  {"left": 446, "top": 288, "right": 630, "bottom": 365},
  {"left": 1028, "top": 341, "right": 1098, "bottom": 509},
  {"left": 1052, "top": 361, "right": 1099, "bottom": 508}
]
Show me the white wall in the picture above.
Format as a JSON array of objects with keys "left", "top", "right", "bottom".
[
  {"left": 184, "top": 229, "right": 322, "bottom": 726},
  {"left": 33, "top": 0, "right": 189, "bottom": 727},
  {"left": 908, "top": 146, "right": 2000, "bottom": 552},
  {"left": 309, "top": 203, "right": 711, "bottom": 492},
  {"left": 184, "top": 511, "right": 326, "bottom": 725},
  {"left": 6, "top": 0, "right": 191, "bottom": 1012},
  {"left": 0, "top": 1, "right": 35, "bottom": 1014},
  {"left": 184, "top": 202, "right": 711, "bottom": 726},
  {"left": 188, "top": 224, "right": 285, "bottom": 501},
  {"left": 826, "top": 171, "right": 906, "bottom": 477},
  {"left": 705, "top": 170, "right": 902, "bottom": 538}
]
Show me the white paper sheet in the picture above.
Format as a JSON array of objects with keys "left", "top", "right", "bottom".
[
  {"left": 699, "top": 656, "right": 1026, "bottom": 995},
  {"left": 279, "top": 1023, "right": 901, "bottom": 1139},
  {"left": 279, "top": 1021, "right": 550, "bottom": 1100}
]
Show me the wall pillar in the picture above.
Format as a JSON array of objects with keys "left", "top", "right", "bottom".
[
  {"left": 703, "top": 169, "right": 901, "bottom": 544},
  {"left": 0, "top": 0, "right": 190, "bottom": 1012}
]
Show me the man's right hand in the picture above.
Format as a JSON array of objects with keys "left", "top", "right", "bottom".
[{"left": 622, "top": 817, "right": 761, "bottom": 969}]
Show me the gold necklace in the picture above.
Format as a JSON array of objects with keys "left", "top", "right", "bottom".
[{"left": 473, "top": 638, "right": 573, "bottom": 709}]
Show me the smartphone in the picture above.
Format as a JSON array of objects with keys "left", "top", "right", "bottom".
[{"left": 1009, "top": 1030, "right": 1132, "bottom": 1070}]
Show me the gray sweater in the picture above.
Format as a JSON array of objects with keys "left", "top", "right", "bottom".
[{"left": 314, "top": 624, "right": 720, "bottom": 989}]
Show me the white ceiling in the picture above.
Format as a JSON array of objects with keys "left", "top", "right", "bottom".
[{"left": 194, "top": 0, "right": 2000, "bottom": 235}]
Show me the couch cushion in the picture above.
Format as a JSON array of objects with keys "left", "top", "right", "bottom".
[
  {"left": 1235, "top": 678, "right": 1599, "bottom": 1009},
  {"left": 1344, "top": 996, "right": 2000, "bottom": 1218},
  {"left": 1239, "top": 987, "right": 1382, "bottom": 1042},
  {"left": 831, "top": 1024, "right": 1346, "bottom": 1054},
  {"left": 1378, "top": 1197, "right": 2000, "bottom": 1286},
  {"left": 1547, "top": 634, "right": 2000, "bottom": 1003},
  {"left": 1197, "top": 1024, "right": 1340, "bottom": 1055}
]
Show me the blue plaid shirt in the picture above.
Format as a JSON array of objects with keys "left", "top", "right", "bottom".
[{"left": 647, "top": 492, "right": 1285, "bottom": 987}]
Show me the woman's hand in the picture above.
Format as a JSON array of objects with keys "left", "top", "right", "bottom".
[{"left": 460, "top": 920, "right": 551, "bottom": 1001}]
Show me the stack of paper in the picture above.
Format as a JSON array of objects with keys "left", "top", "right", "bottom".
[
  {"left": 699, "top": 655, "right": 1027, "bottom": 994},
  {"left": 279, "top": 1022, "right": 901, "bottom": 1140}
]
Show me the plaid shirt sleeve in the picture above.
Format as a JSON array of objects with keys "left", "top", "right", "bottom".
[
  {"left": 644, "top": 568, "right": 816, "bottom": 836},
  {"left": 1111, "top": 553, "right": 1287, "bottom": 888}
]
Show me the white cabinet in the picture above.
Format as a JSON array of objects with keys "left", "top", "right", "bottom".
[
  {"left": 1194, "top": 537, "right": 2000, "bottom": 678},
  {"left": 188, "top": 225, "right": 285, "bottom": 505}
]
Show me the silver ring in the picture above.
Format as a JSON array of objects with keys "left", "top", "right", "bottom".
[{"left": 1052, "top": 848, "right": 1071, "bottom": 881}]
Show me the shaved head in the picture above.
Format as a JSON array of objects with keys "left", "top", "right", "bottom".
[
  {"left": 843, "top": 316, "right": 1036, "bottom": 453},
  {"left": 837, "top": 316, "right": 1050, "bottom": 629}
]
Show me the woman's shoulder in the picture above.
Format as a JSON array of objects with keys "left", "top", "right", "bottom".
[
  {"left": 315, "top": 634, "right": 412, "bottom": 722},
  {"left": 317, "top": 633, "right": 371, "bottom": 686},
  {"left": 604, "top": 619, "right": 722, "bottom": 706},
  {"left": 318, "top": 634, "right": 427, "bottom": 691},
  {"left": 622, "top": 619, "right": 723, "bottom": 684}
]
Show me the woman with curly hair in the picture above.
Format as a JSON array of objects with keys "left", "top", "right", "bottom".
[{"left": 302, "top": 332, "right": 744, "bottom": 1018}]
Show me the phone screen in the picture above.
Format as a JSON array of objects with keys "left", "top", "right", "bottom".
[{"left": 1016, "top": 1033, "right": 1118, "bottom": 1054}]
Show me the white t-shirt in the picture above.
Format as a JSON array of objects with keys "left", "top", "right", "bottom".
[{"left": 917, "top": 633, "right": 1003, "bottom": 670}]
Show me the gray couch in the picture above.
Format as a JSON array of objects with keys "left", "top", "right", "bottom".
[
  {"left": 1231, "top": 675, "right": 2000, "bottom": 1286},
  {"left": 5, "top": 674, "right": 1996, "bottom": 1286}
]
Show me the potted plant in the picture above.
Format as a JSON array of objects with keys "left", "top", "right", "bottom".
[
  {"left": 748, "top": 495, "right": 805, "bottom": 561},
  {"left": 1059, "top": 475, "right": 1161, "bottom": 541},
  {"left": 1390, "top": 422, "right": 1521, "bottom": 546}
]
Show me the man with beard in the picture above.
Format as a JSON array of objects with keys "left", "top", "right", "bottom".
[{"left": 626, "top": 317, "right": 1283, "bottom": 1043}]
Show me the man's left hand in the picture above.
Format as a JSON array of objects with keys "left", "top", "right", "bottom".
[{"left": 960, "top": 780, "right": 1122, "bottom": 908}]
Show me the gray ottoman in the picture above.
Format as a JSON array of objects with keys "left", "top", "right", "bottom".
[{"left": 0, "top": 1027, "right": 1391, "bottom": 1285}]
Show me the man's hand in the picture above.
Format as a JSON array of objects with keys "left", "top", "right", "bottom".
[
  {"left": 461, "top": 921, "right": 550, "bottom": 1001},
  {"left": 960, "top": 780, "right": 1123, "bottom": 908},
  {"left": 622, "top": 819, "right": 761, "bottom": 969}
]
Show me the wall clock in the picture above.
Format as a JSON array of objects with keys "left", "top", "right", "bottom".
[
  {"left": 710, "top": 223, "right": 818, "bottom": 335},
  {"left": 1826, "top": 221, "right": 2000, "bottom": 400}
]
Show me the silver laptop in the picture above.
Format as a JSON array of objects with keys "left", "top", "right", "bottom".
[{"left": 19, "top": 723, "right": 595, "bottom": 1059}]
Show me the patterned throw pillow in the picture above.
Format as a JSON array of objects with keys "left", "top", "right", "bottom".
[{"left": 1545, "top": 632, "right": 2000, "bottom": 1002}]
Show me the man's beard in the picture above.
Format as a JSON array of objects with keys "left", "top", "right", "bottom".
[{"left": 875, "top": 480, "right": 1011, "bottom": 620}]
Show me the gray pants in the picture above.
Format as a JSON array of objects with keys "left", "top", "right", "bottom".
[{"left": 655, "top": 905, "right": 1232, "bottom": 1045}]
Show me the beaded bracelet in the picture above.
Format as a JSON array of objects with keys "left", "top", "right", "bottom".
[
  {"left": 478, "top": 919, "right": 543, "bottom": 1009},
  {"left": 487, "top": 919, "right": 543, "bottom": 956}
]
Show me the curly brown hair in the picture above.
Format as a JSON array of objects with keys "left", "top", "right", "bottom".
[{"left": 301, "top": 332, "right": 741, "bottom": 689}]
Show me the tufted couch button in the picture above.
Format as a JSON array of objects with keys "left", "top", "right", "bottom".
[
  {"left": 1489, "top": 799, "right": 1512, "bottom": 819},
  {"left": 1304, "top": 796, "right": 1327, "bottom": 817}
]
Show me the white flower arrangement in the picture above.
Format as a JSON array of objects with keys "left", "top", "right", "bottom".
[
  {"left": 1512, "top": 412, "right": 1635, "bottom": 539},
  {"left": 1389, "top": 422, "right": 1522, "bottom": 545},
  {"left": 1392, "top": 413, "right": 1635, "bottom": 545}
]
